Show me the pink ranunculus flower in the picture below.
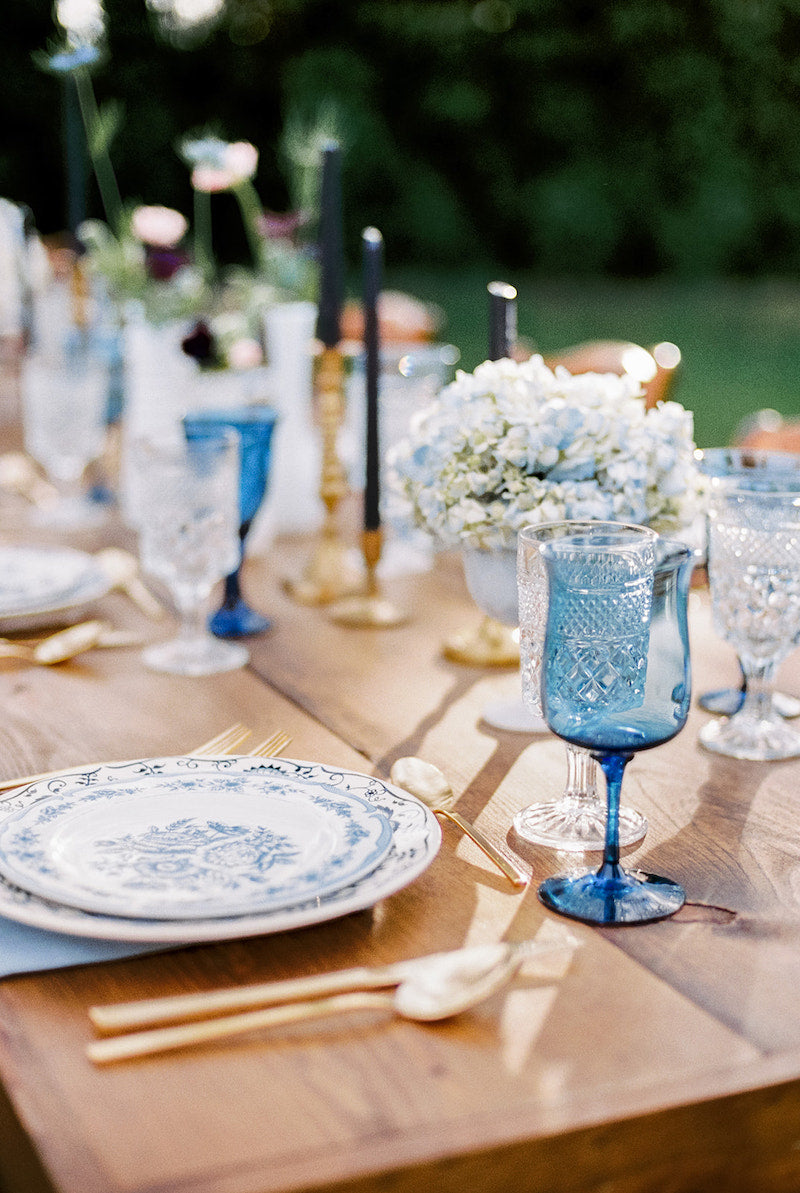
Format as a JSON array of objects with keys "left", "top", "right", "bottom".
[
  {"left": 191, "top": 165, "right": 234, "bottom": 193},
  {"left": 191, "top": 142, "right": 259, "bottom": 193},
  {"left": 224, "top": 141, "right": 258, "bottom": 181},
  {"left": 130, "top": 205, "right": 188, "bottom": 249},
  {"left": 227, "top": 337, "right": 263, "bottom": 370}
]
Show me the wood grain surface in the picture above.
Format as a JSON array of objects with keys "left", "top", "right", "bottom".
[{"left": 0, "top": 488, "right": 800, "bottom": 1193}]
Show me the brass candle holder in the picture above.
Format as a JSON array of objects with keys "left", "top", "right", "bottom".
[
  {"left": 329, "top": 526, "right": 407, "bottom": 627},
  {"left": 442, "top": 615, "right": 519, "bottom": 667},
  {"left": 283, "top": 346, "right": 363, "bottom": 605}
]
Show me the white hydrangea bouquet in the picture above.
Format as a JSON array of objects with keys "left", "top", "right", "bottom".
[{"left": 387, "top": 355, "right": 705, "bottom": 550}]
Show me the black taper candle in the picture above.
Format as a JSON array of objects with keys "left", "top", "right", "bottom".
[
  {"left": 62, "top": 75, "right": 87, "bottom": 242},
  {"left": 362, "top": 227, "right": 383, "bottom": 532},
  {"left": 316, "top": 141, "right": 344, "bottom": 348},
  {"left": 488, "top": 281, "right": 517, "bottom": 360}
]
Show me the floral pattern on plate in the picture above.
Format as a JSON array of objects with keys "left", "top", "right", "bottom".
[
  {"left": 0, "top": 756, "right": 440, "bottom": 941},
  {"left": 0, "top": 758, "right": 396, "bottom": 920}
]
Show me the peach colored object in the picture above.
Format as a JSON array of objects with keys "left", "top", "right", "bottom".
[{"left": 341, "top": 290, "right": 442, "bottom": 343}]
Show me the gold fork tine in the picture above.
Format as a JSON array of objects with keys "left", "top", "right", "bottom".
[
  {"left": 247, "top": 731, "right": 292, "bottom": 758},
  {"left": 193, "top": 724, "right": 252, "bottom": 756},
  {"left": 0, "top": 724, "right": 254, "bottom": 796}
]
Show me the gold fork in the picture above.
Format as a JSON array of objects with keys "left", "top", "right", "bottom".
[
  {"left": 0, "top": 722, "right": 254, "bottom": 793},
  {"left": 194, "top": 723, "right": 252, "bottom": 756},
  {"left": 246, "top": 730, "right": 292, "bottom": 758}
]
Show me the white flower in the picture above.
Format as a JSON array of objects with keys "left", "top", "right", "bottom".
[{"left": 387, "top": 356, "right": 705, "bottom": 550}]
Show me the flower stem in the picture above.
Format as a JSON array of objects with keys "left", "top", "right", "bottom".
[
  {"left": 193, "top": 188, "right": 214, "bottom": 284},
  {"left": 232, "top": 179, "right": 265, "bottom": 271},
  {"left": 73, "top": 66, "right": 122, "bottom": 234}
]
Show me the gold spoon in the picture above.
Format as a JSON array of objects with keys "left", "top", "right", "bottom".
[
  {"left": 89, "top": 941, "right": 525, "bottom": 1034},
  {"left": 0, "top": 452, "right": 59, "bottom": 509},
  {"left": 95, "top": 548, "right": 165, "bottom": 620},
  {"left": 0, "top": 620, "right": 137, "bottom": 666},
  {"left": 87, "top": 942, "right": 526, "bottom": 1064},
  {"left": 390, "top": 756, "right": 528, "bottom": 889}
]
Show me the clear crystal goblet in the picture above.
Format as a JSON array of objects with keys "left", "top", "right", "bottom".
[
  {"left": 700, "top": 479, "right": 800, "bottom": 760},
  {"left": 514, "top": 522, "right": 650, "bottom": 851},
  {"left": 538, "top": 529, "right": 694, "bottom": 925},
  {"left": 21, "top": 335, "right": 109, "bottom": 528},
  {"left": 696, "top": 448, "right": 800, "bottom": 719},
  {"left": 460, "top": 547, "right": 545, "bottom": 733},
  {"left": 136, "top": 428, "right": 248, "bottom": 677}
]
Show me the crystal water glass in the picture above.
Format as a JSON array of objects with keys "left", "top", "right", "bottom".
[
  {"left": 21, "top": 333, "right": 109, "bottom": 528},
  {"left": 700, "top": 480, "right": 800, "bottom": 760},
  {"left": 183, "top": 405, "right": 279, "bottom": 638},
  {"left": 538, "top": 530, "right": 694, "bottom": 925},
  {"left": 515, "top": 522, "right": 650, "bottom": 851},
  {"left": 459, "top": 547, "right": 544, "bottom": 733},
  {"left": 136, "top": 429, "right": 248, "bottom": 676},
  {"left": 695, "top": 448, "right": 800, "bottom": 718}
]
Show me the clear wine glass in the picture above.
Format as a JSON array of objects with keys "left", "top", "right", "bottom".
[
  {"left": 21, "top": 334, "right": 109, "bottom": 528},
  {"left": 538, "top": 528, "right": 694, "bottom": 925},
  {"left": 183, "top": 406, "right": 279, "bottom": 638},
  {"left": 514, "top": 521, "right": 650, "bottom": 851},
  {"left": 699, "top": 479, "right": 800, "bottom": 760},
  {"left": 136, "top": 428, "right": 248, "bottom": 676},
  {"left": 459, "top": 547, "right": 545, "bottom": 733},
  {"left": 696, "top": 448, "right": 800, "bottom": 719}
]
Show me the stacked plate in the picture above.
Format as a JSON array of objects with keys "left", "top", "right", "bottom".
[
  {"left": 0, "top": 546, "right": 111, "bottom": 632},
  {"left": 0, "top": 756, "right": 441, "bottom": 943}
]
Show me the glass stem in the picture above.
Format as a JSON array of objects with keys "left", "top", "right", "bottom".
[
  {"left": 175, "top": 587, "right": 208, "bottom": 643},
  {"left": 597, "top": 752, "right": 630, "bottom": 878},
  {"left": 563, "top": 744, "right": 599, "bottom": 804},
  {"left": 221, "top": 568, "right": 243, "bottom": 610},
  {"left": 739, "top": 660, "right": 777, "bottom": 721}
]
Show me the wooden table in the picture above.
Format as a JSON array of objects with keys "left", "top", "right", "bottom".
[{"left": 1, "top": 497, "right": 800, "bottom": 1193}]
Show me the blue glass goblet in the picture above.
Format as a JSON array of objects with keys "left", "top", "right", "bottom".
[
  {"left": 183, "top": 405, "right": 278, "bottom": 637},
  {"left": 538, "top": 528, "right": 695, "bottom": 926}
]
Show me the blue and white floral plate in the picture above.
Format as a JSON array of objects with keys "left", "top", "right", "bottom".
[
  {"left": 0, "top": 546, "right": 110, "bottom": 631},
  {"left": 0, "top": 756, "right": 441, "bottom": 942}
]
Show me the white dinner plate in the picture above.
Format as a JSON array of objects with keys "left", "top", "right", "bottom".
[
  {"left": 0, "top": 757, "right": 397, "bottom": 919},
  {"left": 0, "top": 757, "right": 441, "bottom": 942},
  {"left": 0, "top": 546, "right": 111, "bottom": 631}
]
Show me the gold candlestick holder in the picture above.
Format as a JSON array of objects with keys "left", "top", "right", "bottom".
[
  {"left": 283, "top": 347, "right": 364, "bottom": 605},
  {"left": 442, "top": 615, "right": 520, "bottom": 667},
  {"left": 329, "top": 527, "right": 408, "bottom": 627}
]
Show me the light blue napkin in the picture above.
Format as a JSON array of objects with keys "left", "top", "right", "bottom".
[{"left": 0, "top": 915, "right": 171, "bottom": 978}]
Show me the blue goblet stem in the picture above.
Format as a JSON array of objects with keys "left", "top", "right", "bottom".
[
  {"left": 209, "top": 518, "right": 271, "bottom": 639},
  {"left": 597, "top": 751, "right": 628, "bottom": 874},
  {"left": 219, "top": 520, "right": 250, "bottom": 611}
]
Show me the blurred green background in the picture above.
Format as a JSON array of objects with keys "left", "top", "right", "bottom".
[{"left": 5, "top": 0, "right": 800, "bottom": 445}]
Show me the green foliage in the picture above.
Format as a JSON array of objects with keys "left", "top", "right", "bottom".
[{"left": 7, "top": 0, "right": 800, "bottom": 275}]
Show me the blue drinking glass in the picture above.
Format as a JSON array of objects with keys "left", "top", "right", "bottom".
[
  {"left": 538, "top": 528, "right": 695, "bottom": 925},
  {"left": 183, "top": 405, "right": 279, "bottom": 637}
]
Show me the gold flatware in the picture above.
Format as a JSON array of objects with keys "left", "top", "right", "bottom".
[
  {"left": 390, "top": 756, "right": 529, "bottom": 889},
  {"left": 95, "top": 548, "right": 165, "bottom": 620},
  {"left": 87, "top": 943, "right": 526, "bottom": 1064},
  {"left": 0, "top": 621, "right": 106, "bottom": 665},
  {"left": 246, "top": 731, "right": 292, "bottom": 758},
  {"left": 0, "top": 452, "right": 59, "bottom": 509},
  {"left": 0, "top": 723, "right": 252, "bottom": 793},
  {"left": 0, "top": 621, "right": 145, "bottom": 667},
  {"left": 88, "top": 941, "right": 523, "bottom": 1035},
  {"left": 193, "top": 723, "right": 252, "bottom": 756}
]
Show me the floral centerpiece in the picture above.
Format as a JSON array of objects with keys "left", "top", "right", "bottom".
[{"left": 387, "top": 355, "right": 705, "bottom": 550}]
